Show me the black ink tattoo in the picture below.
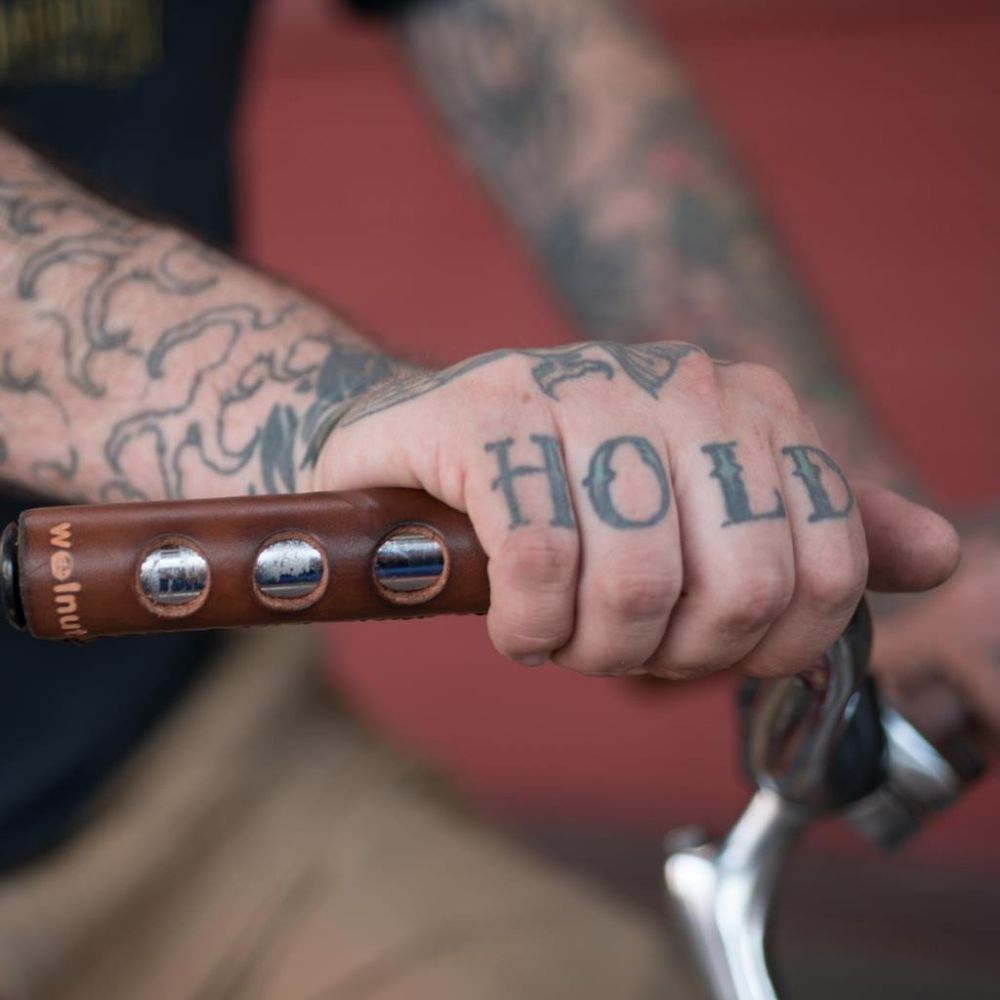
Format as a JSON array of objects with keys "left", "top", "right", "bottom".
[
  {"left": 485, "top": 434, "right": 575, "bottom": 529},
  {"left": 702, "top": 441, "right": 785, "bottom": 527},
  {"left": 781, "top": 445, "right": 854, "bottom": 522},
  {"left": 341, "top": 341, "right": 696, "bottom": 428},
  {"left": 583, "top": 435, "right": 671, "bottom": 529},
  {"left": 0, "top": 145, "right": 400, "bottom": 501},
  {"left": 486, "top": 432, "right": 671, "bottom": 532},
  {"left": 403, "top": 0, "right": 901, "bottom": 482}
]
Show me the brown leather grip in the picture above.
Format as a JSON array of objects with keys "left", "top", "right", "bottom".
[{"left": 13, "top": 489, "right": 489, "bottom": 640}]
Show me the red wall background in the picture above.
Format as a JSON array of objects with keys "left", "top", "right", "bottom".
[{"left": 238, "top": 0, "right": 1000, "bottom": 866}]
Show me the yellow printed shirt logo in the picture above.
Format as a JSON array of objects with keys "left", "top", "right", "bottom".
[{"left": 0, "top": 0, "right": 162, "bottom": 86}]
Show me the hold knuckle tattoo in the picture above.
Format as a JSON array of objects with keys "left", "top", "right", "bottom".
[
  {"left": 583, "top": 435, "right": 671, "bottom": 529},
  {"left": 486, "top": 433, "right": 575, "bottom": 530},
  {"left": 781, "top": 445, "right": 855, "bottom": 522},
  {"left": 702, "top": 441, "right": 786, "bottom": 527}
]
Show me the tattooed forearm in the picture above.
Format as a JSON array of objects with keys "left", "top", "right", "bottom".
[
  {"left": 0, "top": 133, "right": 400, "bottom": 502},
  {"left": 402, "top": 0, "right": 905, "bottom": 485}
]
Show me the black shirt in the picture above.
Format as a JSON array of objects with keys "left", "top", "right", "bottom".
[{"left": 0, "top": 0, "right": 423, "bottom": 873}]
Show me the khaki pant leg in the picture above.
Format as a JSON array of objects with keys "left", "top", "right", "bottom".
[{"left": 0, "top": 627, "right": 683, "bottom": 1000}]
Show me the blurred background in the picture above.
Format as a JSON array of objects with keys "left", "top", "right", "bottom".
[{"left": 237, "top": 1, "right": 1000, "bottom": 996}]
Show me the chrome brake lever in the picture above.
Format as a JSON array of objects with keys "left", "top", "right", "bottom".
[
  {"left": 661, "top": 601, "right": 877, "bottom": 1000},
  {"left": 846, "top": 698, "right": 984, "bottom": 852},
  {"left": 660, "top": 600, "right": 985, "bottom": 1000}
]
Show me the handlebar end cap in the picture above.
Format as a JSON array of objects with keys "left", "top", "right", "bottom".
[{"left": 1, "top": 521, "right": 26, "bottom": 632}]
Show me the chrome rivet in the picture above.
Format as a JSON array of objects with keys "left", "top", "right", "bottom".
[
  {"left": 139, "top": 545, "right": 208, "bottom": 607},
  {"left": 254, "top": 537, "right": 325, "bottom": 602},
  {"left": 374, "top": 532, "right": 445, "bottom": 593}
]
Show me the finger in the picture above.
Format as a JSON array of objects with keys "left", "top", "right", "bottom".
[
  {"left": 735, "top": 431, "right": 868, "bottom": 679},
  {"left": 317, "top": 370, "right": 582, "bottom": 666},
  {"left": 855, "top": 481, "right": 961, "bottom": 592},
  {"left": 469, "top": 426, "right": 581, "bottom": 666},
  {"left": 647, "top": 415, "right": 795, "bottom": 680},
  {"left": 549, "top": 420, "right": 681, "bottom": 676}
]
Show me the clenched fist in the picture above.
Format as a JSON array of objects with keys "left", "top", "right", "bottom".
[{"left": 310, "top": 342, "right": 958, "bottom": 679}]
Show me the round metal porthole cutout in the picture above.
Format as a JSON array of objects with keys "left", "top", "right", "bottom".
[
  {"left": 373, "top": 525, "right": 449, "bottom": 606},
  {"left": 252, "top": 531, "right": 329, "bottom": 612},
  {"left": 136, "top": 536, "right": 211, "bottom": 618}
]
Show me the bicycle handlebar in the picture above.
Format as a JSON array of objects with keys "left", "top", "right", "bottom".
[
  {"left": 1, "top": 489, "right": 488, "bottom": 640},
  {"left": 2, "top": 488, "right": 987, "bottom": 1000}
]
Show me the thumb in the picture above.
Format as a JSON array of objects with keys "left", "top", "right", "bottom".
[
  {"left": 312, "top": 411, "right": 423, "bottom": 494},
  {"left": 855, "top": 480, "right": 960, "bottom": 592},
  {"left": 308, "top": 390, "right": 459, "bottom": 508}
]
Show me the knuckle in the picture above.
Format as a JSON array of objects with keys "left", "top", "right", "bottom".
[
  {"left": 489, "top": 609, "right": 572, "bottom": 659},
  {"left": 739, "top": 363, "right": 802, "bottom": 415},
  {"left": 466, "top": 357, "right": 536, "bottom": 415},
  {"left": 498, "top": 528, "right": 578, "bottom": 593},
  {"left": 600, "top": 566, "right": 679, "bottom": 623},
  {"left": 679, "top": 349, "right": 723, "bottom": 392},
  {"left": 713, "top": 566, "right": 794, "bottom": 637},
  {"left": 796, "top": 552, "right": 868, "bottom": 618},
  {"left": 488, "top": 530, "right": 578, "bottom": 657}
]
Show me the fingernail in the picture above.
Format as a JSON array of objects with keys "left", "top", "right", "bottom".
[{"left": 515, "top": 653, "right": 549, "bottom": 667}]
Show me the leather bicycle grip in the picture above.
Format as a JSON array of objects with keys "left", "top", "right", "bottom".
[{"left": 1, "top": 490, "right": 489, "bottom": 640}]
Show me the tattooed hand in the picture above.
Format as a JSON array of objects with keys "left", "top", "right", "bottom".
[{"left": 310, "top": 341, "right": 959, "bottom": 679}]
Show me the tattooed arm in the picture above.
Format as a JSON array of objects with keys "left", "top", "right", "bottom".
[
  {"left": 316, "top": 336, "right": 956, "bottom": 681},
  {"left": 398, "top": 0, "right": 900, "bottom": 486},
  {"left": 0, "top": 132, "right": 401, "bottom": 503},
  {"left": 396, "top": 0, "right": 1000, "bottom": 737},
  {"left": 0, "top": 128, "right": 956, "bottom": 682}
]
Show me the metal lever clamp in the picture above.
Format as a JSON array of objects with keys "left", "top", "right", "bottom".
[{"left": 661, "top": 600, "right": 984, "bottom": 1000}]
